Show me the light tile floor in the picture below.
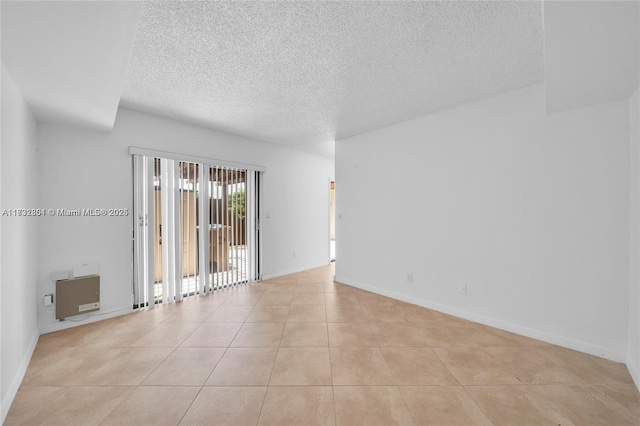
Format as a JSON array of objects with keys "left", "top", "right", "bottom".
[{"left": 6, "top": 265, "right": 640, "bottom": 425}]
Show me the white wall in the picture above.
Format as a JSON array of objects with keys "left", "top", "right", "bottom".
[
  {"left": 336, "top": 83, "right": 630, "bottom": 361},
  {"left": 37, "top": 107, "right": 334, "bottom": 333},
  {"left": 629, "top": 86, "right": 640, "bottom": 387},
  {"left": 544, "top": 1, "right": 639, "bottom": 114},
  {"left": 1, "top": 65, "right": 40, "bottom": 422}
]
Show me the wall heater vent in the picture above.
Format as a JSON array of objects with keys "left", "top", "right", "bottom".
[{"left": 56, "top": 275, "right": 100, "bottom": 319}]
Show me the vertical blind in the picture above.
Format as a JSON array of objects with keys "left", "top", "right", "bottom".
[{"left": 132, "top": 150, "right": 262, "bottom": 308}]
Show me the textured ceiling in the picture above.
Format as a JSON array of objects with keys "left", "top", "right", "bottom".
[{"left": 121, "top": 1, "right": 544, "bottom": 157}]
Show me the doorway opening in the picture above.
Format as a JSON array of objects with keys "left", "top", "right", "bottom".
[{"left": 330, "top": 180, "right": 335, "bottom": 262}]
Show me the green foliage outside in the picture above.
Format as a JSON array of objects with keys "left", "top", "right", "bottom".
[{"left": 228, "top": 190, "right": 246, "bottom": 220}]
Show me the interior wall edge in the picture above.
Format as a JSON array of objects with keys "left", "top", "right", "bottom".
[
  {"left": 628, "top": 84, "right": 640, "bottom": 391},
  {"left": 627, "top": 352, "right": 640, "bottom": 391}
]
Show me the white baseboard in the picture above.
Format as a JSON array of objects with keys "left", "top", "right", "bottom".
[
  {"left": 335, "top": 275, "right": 627, "bottom": 363},
  {"left": 1, "top": 329, "right": 39, "bottom": 424},
  {"left": 38, "top": 305, "right": 133, "bottom": 335}
]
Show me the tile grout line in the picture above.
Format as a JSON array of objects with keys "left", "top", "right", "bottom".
[{"left": 324, "top": 292, "right": 339, "bottom": 426}]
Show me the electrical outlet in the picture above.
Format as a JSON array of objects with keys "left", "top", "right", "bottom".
[
  {"left": 457, "top": 283, "right": 467, "bottom": 295},
  {"left": 407, "top": 273, "right": 414, "bottom": 284},
  {"left": 44, "top": 294, "right": 53, "bottom": 306}
]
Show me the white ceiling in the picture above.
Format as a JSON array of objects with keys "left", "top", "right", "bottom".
[
  {"left": 121, "top": 1, "right": 544, "bottom": 157},
  {"left": 2, "top": 2, "right": 638, "bottom": 158},
  {"left": 1, "top": 1, "right": 141, "bottom": 131}
]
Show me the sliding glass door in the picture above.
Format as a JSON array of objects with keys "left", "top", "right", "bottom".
[{"left": 132, "top": 150, "right": 262, "bottom": 308}]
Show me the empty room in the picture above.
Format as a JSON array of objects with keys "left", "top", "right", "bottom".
[{"left": 1, "top": 1, "right": 639, "bottom": 425}]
